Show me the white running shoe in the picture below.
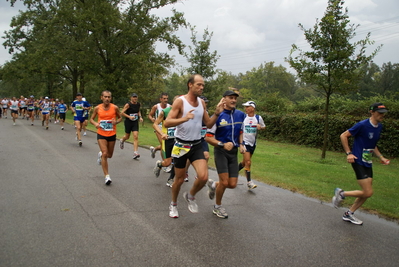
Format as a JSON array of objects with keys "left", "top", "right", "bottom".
[
  {"left": 119, "top": 139, "right": 124, "bottom": 149},
  {"left": 164, "top": 165, "right": 172, "bottom": 173},
  {"left": 213, "top": 205, "right": 228, "bottom": 219},
  {"left": 207, "top": 179, "right": 215, "bottom": 200},
  {"left": 154, "top": 160, "right": 162, "bottom": 177},
  {"left": 97, "top": 151, "right": 102, "bottom": 165},
  {"left": 105, "top": 175, "right": 112, "bottom": 185},
  {"left": 169, "top": 204, "right": 179, "bottom": 218},
  {"left": 150, "top": 146, "right": 156, "bottom": 158},
  {"left": 183, "top": 192, "right": 198, "bottom": 213},
  {"left": 133, "top": 152, "right": 140, "bottom": 159},
  {"left": 166, "top": 179, "right": 174, "bottom": 188},
  {"left": 247, "top": 181, "right": 257, "bottom": 190},
  {"left": 83, "top": 132, "right": 87, "bottom": 136}
]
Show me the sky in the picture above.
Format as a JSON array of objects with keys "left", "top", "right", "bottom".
[{"left": 1, "top": 0, "right": 398, "bottom": 75}]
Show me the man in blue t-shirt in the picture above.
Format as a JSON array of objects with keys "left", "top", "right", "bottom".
[
  {"left": 332, "top": 102, "right": 390, "bottom": 225},
  {"left": 206, "top": 90, "right": 246, "bottom": 219},
  {"left": 71, "top": 92, "right": 90, "bottom": 146}
]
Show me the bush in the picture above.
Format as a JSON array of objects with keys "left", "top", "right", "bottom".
[{"left": 258, "top": 112, "right": 398, "bottom": 157}]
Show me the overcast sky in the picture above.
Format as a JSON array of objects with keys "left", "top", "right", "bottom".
[{"left": 1, "top": 0, "right": 398, "bottom": 75}]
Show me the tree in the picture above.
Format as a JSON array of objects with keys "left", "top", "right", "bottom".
[
  {"left": 186, "top": 26, "right": 220, "bottom": 81},
  {"left": 239, "top": 61, "right": 297, "bottom": 100},
  {"left": 287, "top": 0, "right": 381, "bottom": 159},
  {"left": 378, "top": 62, "right": 399, "bottom": 98},
  {"left": 3, "top": 0, "right": 187, "bottom": 101}
]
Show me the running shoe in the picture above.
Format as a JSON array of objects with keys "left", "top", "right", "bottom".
[
  {"left": 207, "top": 179, "right": 216, "bottom": 200},
  {"left": 332, "top": 188, "right": 344, "bottom": 208},
  {"left": 83, "top": 132, "right": 87, "bottom": 136},
  {"left": 105, "top": 175, "right": 112, "bottom": 185},
  {"left": 342, "top": 211, "right": 363, "bottom": 225},
  {"left": 184, "top": 173, "right": 189, "bottom": 182},
  {"left": 150, "top": 146, "right": 156, "bottom": 158},
  {"left": 97, "top": 151, "right": 102, "bottom": 165},
  {"left": 169, "top": 204, "right": 179, "bottom": 218},
  {"left": 31, "top": 123, "right": 34, "bottom": 126},
  {"left": 119, "top": 139, "right": 124, "bottom": 149},
  {"left": 13, "top": 123, "right": 16, "bottom": 126},
  {"left": 78, "top": 140, "right": 82, "bottom": 147},
  {"left": 61, "top": 127, "right": 64, "bottom": 130},
  {"left": 213, "top": 205, "right": 228, "bottom": 219},
  {"left": 164, "top": 165, "right": 173, "bottom": 173},
  {"left": 46, "top": 126, "right": 48, "bottom": 130},
  {"left": 183, "top": 192, "right": 198, "bottom": 213},
  {"left": 166, "top": 179, "right": 174, "bottom": 188},
  {"left": 133, "top": 152, "right": 140, "bottom": 159},
  {"left": 247, "top": 181, "right": 257, "bottom": 190},
  {"left": 154, "top": 160, "right": 162, "bottom": 177}
]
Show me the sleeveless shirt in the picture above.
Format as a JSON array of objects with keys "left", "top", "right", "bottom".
[
  {"left": 97, "top": 104, "right": 117, "bottom": 137},
  {"left": 174, "top": 96, "right": 204, "bottom": 142}
]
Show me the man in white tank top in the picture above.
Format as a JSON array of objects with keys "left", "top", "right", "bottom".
[{"left": 163, "top": 74, "right": 224, "bottom": 218}]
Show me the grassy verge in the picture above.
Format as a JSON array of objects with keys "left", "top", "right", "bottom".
[{"left": 66, "top": 113, "right": 399, "bottom": 221}]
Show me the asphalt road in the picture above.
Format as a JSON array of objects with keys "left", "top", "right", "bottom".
[{"left": 0, "top": 117, "right": 398, "bottom": 267}]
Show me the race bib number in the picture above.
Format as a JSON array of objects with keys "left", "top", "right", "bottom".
[
  {"left": 244, "top": 125, "right": 257, "bottom": 134},
  {"left": 201, "top": 126, "right": 207, "bottom": 138},
  {"left": 171, "top": 142, "right": 192, "bottom": 158},
  {"left": 167, "top": 127, "right": 176, "bottom": 138},
  {"left": 130, "top": 113, "right": 138, "bottom": 121},
  {"left": 362, "top": 149, "right": 374, "bottom": 164},
  {"left": 59, "top": 108, "right": 65, "bottom": 113},
  {"left": 75, "top": 104, "right": 83, "bottom": 110},
  {"left": 99, "top": 120, "right": 113, "bottom": 131}
]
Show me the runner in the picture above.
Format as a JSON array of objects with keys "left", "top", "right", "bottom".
[
  {"left": 119, "top": 93, "right": 144, "bottom": 159},
  {"left": 19, "top": 97, "right": 27, "bottom": 119},
  {"left": 163, "top": 74, "right": 223, "bottom": 218},
  {"left": 81, "top": 97, "right": 91, "bottom": 136},
  {"left": 58, "top": 99, "right": 68, "bottom": 130},
  {"left": 53, "top": 99, "right": 60, "bottom": 124},
  {"left": 148, "top": 93, "right": 170, "bottom": 159},
  {"left": 90, "top": 90, "right": 122, "bottom": 185},
  {"left": 238, "top": 101, "right": 266, "bottom": 190},
  {"left": 332, "top": 102, "right": 390, "bottom": 225},
  {"left": 152, "top": 95, "right": 179, "bottom": 187},
  {"left": 2, "top": 97, "right": 9, "bottom": 119},
  {"left": 206, "top": 90, "right": 246, "bottom": 219},
  {"left": 9, "top": 97, "right": 20, "bottom": 126},
  {"left": 41, "top": 97, "right": 51, "bottom": 130},
  {"left": 71, "top": 93, "right": 90, "bottom": 146},
  {"left": 26, "top": 95, "right": 36, "bottom": 125}
]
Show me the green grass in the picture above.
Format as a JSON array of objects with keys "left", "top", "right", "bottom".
[{"left": 67, "top": 113, "right": 399, "bottom": 221}]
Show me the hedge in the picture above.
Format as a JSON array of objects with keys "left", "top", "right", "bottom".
[{"left": 258, "top": 113, "right": 399, "bottom": 157}]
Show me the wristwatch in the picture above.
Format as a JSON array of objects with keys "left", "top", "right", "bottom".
[
  {"left": 217, "top": 142, "right": 224, "bottom": 148},
  {"left": 345, "top": 152, "right": 353, "bottom": 155}
]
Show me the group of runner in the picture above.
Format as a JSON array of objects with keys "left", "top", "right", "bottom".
[
  {"left": 1, "top": 94, "right": 90, "bottom": 143},
  {"left": 4, "top": 75, "right": 389, "bottom": 225},
  {"left": 1, "top": 96, "right": 68, "bottom": 128}
]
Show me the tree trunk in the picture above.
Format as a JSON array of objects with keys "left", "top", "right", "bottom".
[{"left": 321, "top": 93, "right": 331, "bottom": 159}]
